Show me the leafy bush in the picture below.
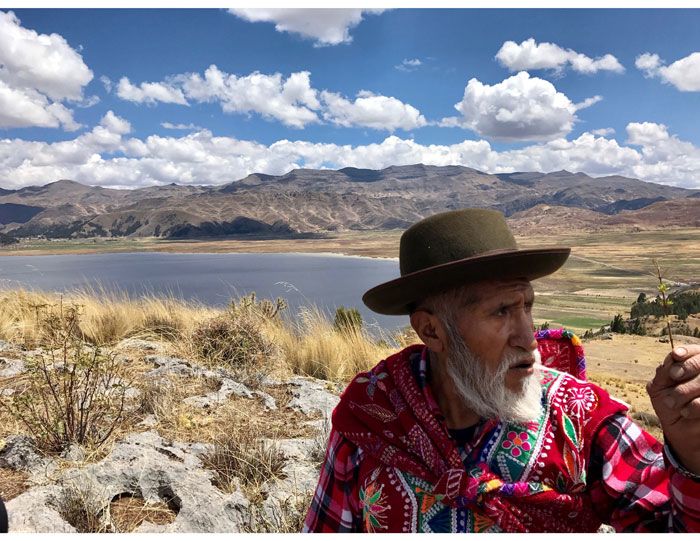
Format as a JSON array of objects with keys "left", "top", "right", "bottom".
[
  {"left": 0, "top": 304, "right": 131, "bottom": 453},
  {"left": 333, "top": 306, "right": 363, "bottom": 333}
]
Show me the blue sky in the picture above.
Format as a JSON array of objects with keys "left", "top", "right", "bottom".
[{"left": 1, "top": 8, "right": 700, "bottom": 189}]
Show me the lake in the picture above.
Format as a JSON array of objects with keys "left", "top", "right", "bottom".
[{"left": 0, "top": 252, "right": 408, "bottom": 331}]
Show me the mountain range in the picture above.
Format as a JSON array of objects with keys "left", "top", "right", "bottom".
[{"left": 0, "top": 165, "right": 698, "bottom": 239}]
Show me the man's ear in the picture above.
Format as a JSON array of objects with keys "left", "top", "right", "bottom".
[{"left": 410, "top": 309, "right": 448, "bottom": 354}]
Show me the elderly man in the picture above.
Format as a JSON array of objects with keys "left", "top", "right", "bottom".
[{"left": 303, "top": 208, "right": 700, "bottom": 533}]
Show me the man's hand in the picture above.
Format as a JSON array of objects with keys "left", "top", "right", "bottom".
[{"left": 647, "top": 345, "right": 700, "bottom": 475}]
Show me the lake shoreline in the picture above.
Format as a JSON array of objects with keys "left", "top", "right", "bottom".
[{"left": 0, "top": 231, "right": 403, "bottom": 260}]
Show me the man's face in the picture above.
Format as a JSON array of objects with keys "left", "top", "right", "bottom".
[
  {"left": 435, "top": 279, "right": 543, "bottom": 424},
  {"left": 453, "top": 279, "right": 538, "bottom": 393}
]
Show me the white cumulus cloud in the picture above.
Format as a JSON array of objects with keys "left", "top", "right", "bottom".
[
  {"left": 228, "top": 8, "right": 384, "bottom": 46},
  {"left": 117, "top": 77, "right": 188, "bottom": 105},
  {"left": 114, "top": 66, "right": 426, "bottom": 132},
  {"left": 635, "top": 51, "right": 700, "bottom": 92},
  {"left": 496, "top": 38, "right": 624, "bottom": 75},
  {"left": 0, "top": 10, "right": 93, "bottom": 131},
  {"left": 321, "top": 90, "right": 427, "bottom": 131},
  {"left": 177, "top": 66, "right": 320, "bottom": 129},
  {"left": 443, "top": 71, "right": 599, "bottom": 141},
  {"left": 2, "top": 114, "right": 700, "bottom": 190}
]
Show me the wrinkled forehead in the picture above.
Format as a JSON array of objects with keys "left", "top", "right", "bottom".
[{"left": 468, "top": 278, "right": 534, "bottom": 305}]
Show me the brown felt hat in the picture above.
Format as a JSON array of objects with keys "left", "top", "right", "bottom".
[{"left": 362, "top": 208, "right": 570, "bottom": 315}]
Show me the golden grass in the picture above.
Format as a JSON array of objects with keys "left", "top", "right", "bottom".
[
  {"left": 0, "top": 288, "right": 218, "bottom": 347},
  {"left": 269, "top": 306, "right": 396, "bottom": 382}
]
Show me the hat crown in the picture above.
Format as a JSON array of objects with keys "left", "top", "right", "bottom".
[{"left": 399, "top": 208, "right": 517, "bottom": 276}]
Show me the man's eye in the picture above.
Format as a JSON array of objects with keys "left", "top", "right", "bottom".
[
  {"left": 524, "top": 302, "right": 534, "bottom": 313},
  {"left": 495, "top": 307, "right": 508, "bottom": 316}
]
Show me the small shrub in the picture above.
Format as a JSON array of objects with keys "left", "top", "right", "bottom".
[
  {"left": 190, "top": 314, "right": 277, "bottom": 370},
  {"left": 610, "top": 314, "right": 626, "bottom": 334},
  {"left": 333, "top": 306, "right": 363, "bottom": 333},
  {"left": 230, "top": 292, "right": 288, "bottom": 322},
  {"left": 0, "top": 304, "right": 131, "bottom": 453}
]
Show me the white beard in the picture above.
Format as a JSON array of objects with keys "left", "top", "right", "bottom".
[{"left": 442, "top": 327, "right": 543, "bottom": 424}]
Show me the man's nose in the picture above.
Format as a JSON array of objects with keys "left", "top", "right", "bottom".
[{"left": 509, "top": 310, "right": 537, "bottom": 352}]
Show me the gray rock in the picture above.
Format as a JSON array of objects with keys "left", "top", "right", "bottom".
[
  {"left": 182, "top": 368, "right": 281, "bottom": 412},
  {"left": 0, "top": 435, "right": 47, "bottom": 472},
  {"left": 115, "top": 338, "right": 164, "bottom": 353},
  {"left": 0, "top": 340, "right": 15, "bottom": 353},
  {"left": 0, "top": 357, "right": 25, "bottom": 377},
  {"left": 260, "top": 438, "right": 319, "bottom": 530},
  {"left": 285, "top": 376, "right": 340, "bottom": 418},
  {"left": 6, "top": 486, "right": 77, "bottom": 533},
  {"left": 145, "top": 356, "right": 197, "bottom": 378},
  {"left": 57, "top": 430, "right": 250, "bottom": 533}
]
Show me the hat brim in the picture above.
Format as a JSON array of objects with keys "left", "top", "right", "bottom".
[{"left": 362, "top": 247, "right": 571, "bottom": 315}]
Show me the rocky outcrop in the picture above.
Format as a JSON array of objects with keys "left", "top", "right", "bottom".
[{"left": 0, "top": 346, "right": 331, "bottom": 533}]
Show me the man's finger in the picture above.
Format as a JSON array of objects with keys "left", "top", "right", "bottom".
[
  {"left": 665, "top": 375, "right": 700, "bottom": 410},
  {"left": 668, "top": 353, "right": 700, "bottom": 382},
  {"left": 680, "top": 397, "right": 700, "bottom": 420},
  {"left": 649, "top": 347, "right": 700, "bottom": 391}
]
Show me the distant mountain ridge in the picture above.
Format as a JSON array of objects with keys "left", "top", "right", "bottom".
[{"left": 0, "top": 165, "right": 697, "bottom": 239}]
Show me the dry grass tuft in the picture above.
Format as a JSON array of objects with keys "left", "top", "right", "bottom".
[
  {"left": 0, "top": 467, "right": 30, "bottom": 501},
  {"left": 57, "top": 482, "right": 110, "bottom": 533},
  {"left": 109, "top": 494, "right": 177, "bottom": 532},
  {"left": 246, "top": 488, "right": 314, "bottom": 533},
  {"left": 202, "top": 425, "right": 286, "bottom": 503}
]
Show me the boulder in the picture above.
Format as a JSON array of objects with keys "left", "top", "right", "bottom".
[
  {"left": 57, "top": 431, "right": 249, "bottom": 533},
  {"left": 0, "top": 435, "right": 47, "bottom": 473},
  {"left": 285, "top": 376, "right": 340, "bottom": 418},
  {"left": 6, "top": 486, "right": 76, "bottom": 533}
]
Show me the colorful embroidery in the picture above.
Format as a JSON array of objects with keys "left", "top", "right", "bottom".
[
  {"left": 356, "top": 402, "right": 397, "bottom": 423},
  {"left": 356, "top": 371, "right": 388, "bottom": 398},
  {"left": 359, "top": 478, "right": 390, "bottom": 532},
  {"left": 565, "top": 386, "right": 598, "bottom": 418},
  {"left": 502, "top": 430, "right": 532, "bottom": 458}
]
